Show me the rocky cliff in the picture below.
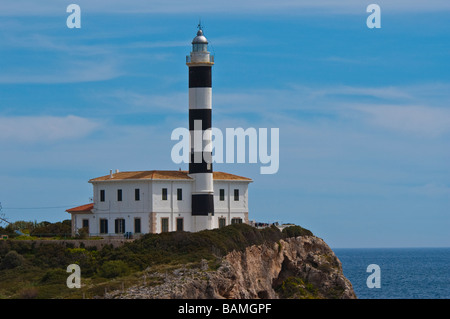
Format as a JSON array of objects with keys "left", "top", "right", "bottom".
[{"left": 105, "top": 235, "right": 356, "bottom": 299}]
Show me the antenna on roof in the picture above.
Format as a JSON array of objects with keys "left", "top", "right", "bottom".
[{"left": 197, "top": 18, "right": 203, "bottom": 31}]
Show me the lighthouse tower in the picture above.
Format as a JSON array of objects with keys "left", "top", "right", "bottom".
[{"left": 186, "top": 24, "right": 215, "bottom": 231}]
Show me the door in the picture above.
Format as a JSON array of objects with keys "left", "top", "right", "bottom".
[
  {"left": 176, "top": 218, "right": 184, "bottom": 231},
  {"left": 115, "top": 218, "right": 125, "bottom": 234},
  {"left": 161, "top": 218, "right": 169, "bottom": 233}
]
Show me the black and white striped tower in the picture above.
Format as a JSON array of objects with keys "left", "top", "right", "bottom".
[{"left": 186, "top": 24, "right": 214, "bottom": 231}]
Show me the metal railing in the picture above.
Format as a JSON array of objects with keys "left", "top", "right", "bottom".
[{"left": 186, "top": 55, "right": 214, "bottom": 63}]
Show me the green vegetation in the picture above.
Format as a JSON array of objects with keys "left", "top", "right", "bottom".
[
  {"left": 274, "top": 277, "right": 320, "bottom": 299},
  {"left": 0, "top": 251, "right": 25, "bottom": 270},
  {"left": 0, "top": 220, "right": 72, "bottom": 239},
  {"left": 281, "top": 225, "right": 313, "bottom": 237},
  {"left": 0, "top": 222, "right": 313, "bottom": 299},
  {"left": 97, "top": 260, "right": 131, "bottom": 278}
]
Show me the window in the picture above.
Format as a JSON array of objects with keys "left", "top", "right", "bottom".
[
  {"left": 162, "top": 188, "right": 168, "bottom": 201},
  {"left": 82, "top": 219, "right": 89, "bottom": 228},
  {"left": 135, "top": 188, "right": 140, "bottom": 201},
  {"left": 176, "top": 218, "right": 184, "bottom": 231},
  {"left": 100, "top": 219, "right": 108, "bottom": 234},
  {"left": 134, "top": 218, "right": 141, "bottom": 234},
  {"left": 82, "top": 219, "right": 89, "bottom": 232},
  {"left": 193, "top": 43, "right": 207, "bottom": 52},
  {"left": 231, "top": 218, "right": 243, "bottom": 224},
  {"left": 219, "top": 189, "right": 225, "bottom": 201},
  {"left": 115, "top": 218, "right": 125, "bottom": 234},
  {"left": 219, "top": 217, "right": 226, "bottom": 228},
  {"left": 161, "top": 218, "right": 169, "bottom": 233},
  {"left": 177, "top": 188, "right": 182, "bottom": 201},
  {"left": 100, "top": 190, "right": 105, "bottom": 202},
  {"left": 117, "top": 189, "right": 122, "bottom": 202},
  {"left": 234, "top": 189, "right": 239, "bottom": 201}
]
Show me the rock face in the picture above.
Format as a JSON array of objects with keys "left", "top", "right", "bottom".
[{"left": 105, "top": 235, "right": 356, "bottom": 299}]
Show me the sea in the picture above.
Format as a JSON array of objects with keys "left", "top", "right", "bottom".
[{"left": 333, "top": 247, "right": 450, "bottom": 299}]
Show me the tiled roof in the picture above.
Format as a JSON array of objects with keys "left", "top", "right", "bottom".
[
  {"left": 89, "top": 170, "right": 252, "bottom": 182},
  {"left": 66, "top": 203, "right": 94, "bottom": 213},
  {"left": 213, "top": 171, "right": 252, "bottom": 181}
]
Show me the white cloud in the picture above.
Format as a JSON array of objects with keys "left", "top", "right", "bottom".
[
  {"left": 0, "top": 60, "right": 122, "bottom": 84},
  {"left": 91, "top": 90, "right": 187, "bottom": 115},
  {"left": 0, "top": 115, "right": 101, "bottom": 142},
  {"left": 350, "top": 104, "right": 450, "bottom": 137},
  {"left": 308, "top": 85, "right": 414, "bottom": 101}
]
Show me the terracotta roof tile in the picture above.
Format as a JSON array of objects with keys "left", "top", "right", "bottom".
[
  {"left": 66, "top": 203, "right": 94, "bottom": 213},
  {"left": 89, "top": 170, "right": 252, "bottom": 182},
  {"left": 212, "top": 171, "right": 253, "bottom": 181}
]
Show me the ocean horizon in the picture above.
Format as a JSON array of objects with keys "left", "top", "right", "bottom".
[{"left": 333, "top": 247, "right": 450, "bottom": 299}]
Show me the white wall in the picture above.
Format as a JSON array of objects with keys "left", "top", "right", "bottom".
[
  {"left": 214, "top": 181, "right": 249, "bottom": 212},
  {"left": 83, "top": 179, "right": 250, "bottom": 235},
  {"left": 92, "top": 180, "right": 151, "bottom": 214},
  {"left": 151, "top": 180, "right": 192, "bottom": 213},
  {"left": 212, "top": 181, "right": 249, "bottom": 228}
]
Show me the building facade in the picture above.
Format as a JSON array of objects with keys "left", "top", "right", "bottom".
[{"left": 67, "top": 170, "right": 251, "bottom": 236}]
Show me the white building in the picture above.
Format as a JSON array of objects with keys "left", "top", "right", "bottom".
[
  {"left": 67, "top": 26, "right": 253, "bottom": 237},
  {"left": 67, "top": 170, "right": 251, "bottom": 236}
]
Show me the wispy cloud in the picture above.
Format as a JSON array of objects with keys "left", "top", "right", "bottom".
[
  {"left": 2, "top": 32, "right": 190, "bottom": 53},
  {"left": 210, "top": 83, "right": 450, "bottom": 137},
  {"left": 349, "top": 104, "right": 450, "bottom": 137},
  {"left": 0, "top": 59, "right": 122, "bottom": 84},
  {"left": 0, "top": 30, "right": 195, "bottom": 84},
  {"left": 1, "top": 0, "right": 449, "bottom": 16},
  {"left": 90, "top": 90, "right": 187, "bottom": 115},
  {"left": 87, "top": 82, "right": 450, "bottom": 139},
  {"left": 0, "top": 115, "right": 101, "bottom": 142}
]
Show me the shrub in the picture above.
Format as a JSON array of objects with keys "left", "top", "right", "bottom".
[
  {"left": 76, "top": 227, "right": 89, "bottom": 239},
  {"left": 98, "top": 260, "right": 130, "bottom": 278},
  {"left": 0, "top": 250, "right": 25, "bottom": 269},
  {"left": 275, "top": 277, "right": 318, "bottom": 299},
  {"left": 30, "top": 220, "right": 72, "bottom": 238},
  {"left": 40, "top": 268, "right": 68, "bottom": 284},
  {"left": 276, "top": 277, "right": 305, "bottom": 298},
  {"left": 282, "top": 225, "right": 313, "bottom": 238},
  {"left": 34, "top": 244, "right": 68, "bottom": 268}
]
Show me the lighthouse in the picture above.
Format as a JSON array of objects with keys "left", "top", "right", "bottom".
[
  {"left": 186, "top": 24, "right": 215, "bottom": 231},
  {"left": 67, "top": 25, "right": 252, "bottom": 236}
]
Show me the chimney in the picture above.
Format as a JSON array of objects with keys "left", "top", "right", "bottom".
[{"left": 110, "top": 170, "right": 113, "bottom": 178}]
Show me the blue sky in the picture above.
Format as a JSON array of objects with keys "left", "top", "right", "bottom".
[{"left": 0, "top": 1, "right": 449, "bottom": 248}]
